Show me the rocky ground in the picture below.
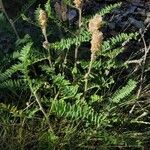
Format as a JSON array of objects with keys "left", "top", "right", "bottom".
[{"left": 1, "top": 0, "right": 150, "bottom": 50}]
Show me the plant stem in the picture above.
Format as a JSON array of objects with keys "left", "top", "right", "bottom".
[
  {"left": 0, "top": 0, "right": 20, "bottom": 39},
  {"left": 42, "top": 27, "right": 48, "bottom": 43},
  {"left": 48, "top": 48, "right": 53, "bottom": 68},
  {"left": 74, "top": 45, "right": 79, "bottom": 68},
  {"left": 42, "top": 28, "right": 53, "bottom": 68},
  {"left": 78, "top": 8, "right": 82, "bottom": 28},
  {"left": 74, "top": 8, "right": 82, "bottom": 69},
  {"left": 84, "top": 54, "right": 95, "bottom": 92},
  {"left": 33, "top": 91, "right": 53, "bottom": 133}
]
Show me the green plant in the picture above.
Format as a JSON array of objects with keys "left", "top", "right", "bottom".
[{"left": 0, "top": 1, "right": 146, "bottom": 149}]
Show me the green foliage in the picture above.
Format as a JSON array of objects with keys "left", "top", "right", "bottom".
[
  {"left": 50, "top": 29, "right": 91, "bottom": 51},
  {"left": 53, "top": 74, "right": 79, "bottom": 99},
  {"left": 0, "top": 103, "right": 23, "bottom": 117},
  {"left": 51, "top": 99, "right": 109, "bottom": 127},
  {"left": 102, "top": 33, "right": 138, "bottom": 54},
  {"left": 45, "top": 0, "right": 52, "bottom": 18},
  {"left": 0, "top": 13, "right": 12, "bottom": 32},
  {"left": 0, "top": 1, "right": 148, "bottom": 149},
  {"left": 99, "top": 2, "right": 122, "bottom": 16},
  {"left": 0, "top": 79, "right": 23, "bottom": 90},
  {"left": 112, "top": 79, "right": 137, "bottom": 103}
]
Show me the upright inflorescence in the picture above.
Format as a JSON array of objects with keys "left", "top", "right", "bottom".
[
  {"left": 84, "top": 14, "right": 103, "bottom": 92},
  {"left": 38, "top": 8, "right": 52, "bottom": 67},
  {"left": 88, "top": 14, "right": 103, "bottom": 60},
  {"left": 90, "top": 32, "right": 103, "bottom": 59},
  {"left": 38, "top": 9, "right": 48, "bottom": 43},
  {"left": 39, "top": 9, "right": 48, "bottom": 29}
]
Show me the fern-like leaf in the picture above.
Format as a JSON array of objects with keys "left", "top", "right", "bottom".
[
  {"left": 19, "top": 42, "right": 33, "bottom": 63},
  {"left": 0, "top": 64, "right": 23, "bottom": 82},
  {"left": 101, "top": 33, "right": 138, "bottom": 53},
  {"left": 53, "top": 74, "right": 79, "bottom": 99},
  {"left": 0, "top": 79, "right": 23, "bottom": 90},
  {"left": 50, "top": 29, "right": 91, "bottom": 51},
  {"left": 99, "top": 3, "right": 122, "bottom": 16},
  {"left": 45, "top": 0, "right": 52, "bottom": 18},
  {"left": 51, "top": 100, "right": 109, "bottom": 127},
  {"left": 112, "top": 79, "right": 137, "bottom": 103}
]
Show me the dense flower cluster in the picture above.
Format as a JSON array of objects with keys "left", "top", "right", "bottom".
[
  {"left": 89, "top": 14, "right": 103, "bottom": 33},
  {"left": 88, "top": 14, "right": 103, "bottom": 58},
  {"left": 90, "top": 32, "right": 103, "bottom": 55},
  {"left": 73, "top": 0, "right": 83, "bottom": 9},
  {"left": 38, "top": 9, "right": 47, "bottom": 29}
]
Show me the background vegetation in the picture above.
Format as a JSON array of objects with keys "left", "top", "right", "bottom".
[{"left": 0, "top": 0, "right": 150, "bottom": 149}]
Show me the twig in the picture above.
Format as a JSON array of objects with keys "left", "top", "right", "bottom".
[
  {"left": 131, "top": 120, "right": 150, "bottom": 125},
  {"left": 42, "top": 41, "right": 53, "bottom": 68},
  {"left": 32, "top": 90, "right": 53, "bottom": 133},
  {"left": 84, "top": 53, "right": 94, "bottom": 92},
  {"left": 137, "top": 32, "right": 150, "bottom": 99},
  {"left": 129, "top": 29, "right": 150, "bottom": 114},
  {"left": 125, "top": 59, "right": 143, "bottom": 65},
  {"left": 0, "top": 0, "right": 20, "bottom": 39},
  {"left": 78, "top": 8, "right": 82, "bottom": 28},
  {"left": 73, "top": 7, "right": 82, "bottom": 75},
  {"left": 74, "top": 45, "right": 79, "bottom": 68}
]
